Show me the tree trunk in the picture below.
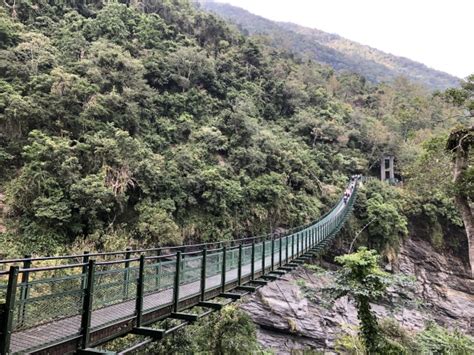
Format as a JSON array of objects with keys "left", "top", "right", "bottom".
[
  {"left": 453, "top": 146, "right": 474, "bottom": 277},
  {"left": 448, "top": 126, "right": 474, "bottom": 277},
  {"left": 356, "top": 296, "right": 380, "bottom": 354},
  {"left": 455, "top": 194, "right": 474, "bottom": 277}
]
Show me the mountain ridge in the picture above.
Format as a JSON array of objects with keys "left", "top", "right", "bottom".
[{"left": 200, "top": 1, "right": 460, "bottom": 91}]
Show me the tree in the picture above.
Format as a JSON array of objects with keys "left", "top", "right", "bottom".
[
  {"left": 195, "top": 305, "right": 259, "bottom": 354},
  {"left": 327, "top": 248, "right": 392, "bottom": 354},
  {"left": 446, "top": 125, "right": 474, "bottom": 276},
  {"left": 444, "top": 74, "right": 474, "bottom": 276},
  {"left": 355, "top": 180, "right": 408, "bottom": 252}
]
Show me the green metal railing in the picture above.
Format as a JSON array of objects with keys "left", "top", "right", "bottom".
[{"left": 0, "top": 178, "right": 359, "bottom": 354}]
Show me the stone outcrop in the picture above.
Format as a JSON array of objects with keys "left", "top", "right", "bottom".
[
  {"left": 394, "top": 238, "right": 473, "bottom": 332},
  {"left": 240, "top": 237, "right": 474, "bottom": 353}
]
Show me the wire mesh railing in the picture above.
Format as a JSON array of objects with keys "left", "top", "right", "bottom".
[{"left": 0, "top": 177, "right": 360, "bottom": 354}]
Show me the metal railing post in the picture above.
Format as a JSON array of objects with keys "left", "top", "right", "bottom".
[
  {"left": 155, "top": 249, "right": 161, "bottom": 290},
  {"left": 135, "top": 255, "right": 145, "bottom": 327},
  {"left": 237, "top": 244, "right": 243, "bottom": 286},
  {"left": 200, "top": 248, "right": 207, "bottom": 301},
  {"left": 292, "top": 234, "right": 295, "bottom": 259},
  {"left": 304, "top": 230, "right": 307, "bottom": 252},
  {"left": 271, "top": 236, "right": 275, "bottom": 271},
  {"left": 123, "top": 248, "right": 132, "bottom": 300},
  {"left": 262, "top": 238, "right": 266, "bottom": 274},
  {"left": 81, "top": 251, "right": 90, "bottom": 306},
  {"left": 17, "top": 255, "right": 31, "bottom": 327},
  {"left": 285, "top": 236, "right": 289, "bottom": 263},
  {"left": 0, "top": 266, "right": 19, "bottom": 355},
  {"left": 80, "top": 260, "right": 95, "bottom": 349},
  {"left": 302, "top": 230, "right": 305, "bottom": 252},
  {"left": 279, "top": 235, "right": 283, "bottom": 267},
  {"left": 303, "top": 230, "right": 306, "bottom": 251},
  {"left": 296, "top": 232, "right": 300, "bottom": 256},
  {"left": 221, "top": 246, "right": 227, "bottom": 293},
  {"left": 173, "top": 252, "right": 181, "bottom": 313},
  {"left": 251, "top": 242, "right": 255, "bottom": 280}
]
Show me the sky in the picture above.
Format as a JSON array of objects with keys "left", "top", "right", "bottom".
[{"left": 213, "top": 0, "right": 473, "bottom": 79}]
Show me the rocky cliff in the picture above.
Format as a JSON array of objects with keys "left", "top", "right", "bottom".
[{"left": 240, "top": 238, "right": 474, "bottom": 353}]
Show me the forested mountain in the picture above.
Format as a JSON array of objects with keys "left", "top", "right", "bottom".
[
  {"left": 0, "top": 0, "right": 469, "bottom": 260},
  {"left": 200, "top": 1, "right": 460, "bottom": 91}
]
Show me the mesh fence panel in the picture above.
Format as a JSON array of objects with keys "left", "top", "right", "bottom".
[
  {"left": 181, "top": 255, "right": 202, "bottom": 285},
  {"left": 159, "top": 259, "right": 177, "bottom": 291},
  {"left": 241, "top": 245, "right": 253, "bottom": 277},
  {"left": 12, "top": 273, "right": 84, "bottom": 333},
  {"left": 226, "top": 248, "right": 238, "bottom": 272},
  {"left": 265, "top": 240, "right": 272, "bottom": 257},
  {"left": 144, "top": 260, "right": 175, "bottom": 311},
  {"left": 90, "top": 264, "right": 139, "bottom": 331},
  {"left": 282, "top": 236, "right": 288, "bottom": 262},
  {"left": 205, "top": 251, "right": 223, "bottom": 291},
  {"left": 206, "top": 251, "right": 222, "bottom": 278},
  {"left": 225, "top": 248, "right": 238, "bottom": 283},
  {"left": 179, "top": 255, "right": 202, "bottom": 300},
  {"left": 144, "top": 261, "right": 162, "bottom": 294},
  {"left": 0, "top": 282, "right": 7, "bottom": 303},
  {"left": 93, "top": 265, "right": 137, "bottom": 310},
  {"left": 254, "top": 243, "right": 263, "bottom": 272}
]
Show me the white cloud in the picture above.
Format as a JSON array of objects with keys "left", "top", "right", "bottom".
[{"left": 211, "top": 0, "right": 473, "bottom": 78}]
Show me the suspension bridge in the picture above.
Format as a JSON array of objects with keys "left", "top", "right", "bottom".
[{"left": 0, "top": 177, "right": 360, "bottom": 354}]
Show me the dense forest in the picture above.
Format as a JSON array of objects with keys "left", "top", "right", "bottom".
[
  {"left": 0, "top": 0, "right": 471, "bottom": 262},
  {"left": 201, "top": 1, "right": 461, "bottom": 91}
]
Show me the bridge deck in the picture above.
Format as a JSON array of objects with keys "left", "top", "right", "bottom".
[{"left": 10, "top": 254, "right": 275, "bottom": 354}]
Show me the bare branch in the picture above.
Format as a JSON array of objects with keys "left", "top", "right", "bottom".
[{"left": 349, "top": 217, "right": 377, "bottom": 253}]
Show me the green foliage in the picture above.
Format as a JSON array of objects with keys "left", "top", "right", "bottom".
[
  {"left": 195, "top": 305, "right": 260, "bottom": 354},
  {"left": 334, "top": 324, "right": 366, "bottom": 355},
  {"left": 142, "top": 305, "right": 260, "bottom": 354},
  {"left": 328, "top": 248, "right": 392, "bottom": 354},
  {"left": 134, "top": 199, "right": 181, "bottom": 246},
  {"left": 378, "top": 318, "right": 421, "bottom": 354},
  {"left": 104, "top": 304, "right": 261, "bottom": 354},
  {"left": 336, "top": 318, "right": 474, "bottom": 355},
  {"left": 0, "top": 8, "right": 20, "bottom": 48},
  {"left": 354, "top": 180, "right": 408, "bottom": 252},
  {"left": 331, "top": 248, "right": 391, "bottom": 301},
  {"left": 417, "top": 322, "right": 474, "bottom": 354}
]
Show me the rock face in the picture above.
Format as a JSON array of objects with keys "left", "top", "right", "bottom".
[
  {"left": 240, "top": 238, "right": 474, "bottom": 353},
  {"left": 394, "top": 238, "right": 474, "bottom": 333}
]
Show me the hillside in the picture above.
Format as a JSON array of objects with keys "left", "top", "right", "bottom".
[
  {"left": 0, "top": 0, "right": 466, "bottom": 259},
  {"left": 200, "top": 1, "right": 460, "bottom": 91}
]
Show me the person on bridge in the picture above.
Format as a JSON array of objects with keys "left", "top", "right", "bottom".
[{"left": 343, "top": 188, "right": 351, "bottom": 204}]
